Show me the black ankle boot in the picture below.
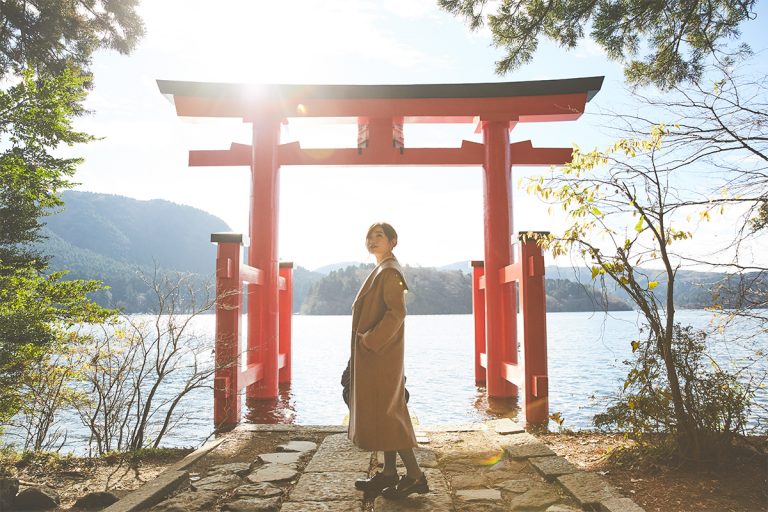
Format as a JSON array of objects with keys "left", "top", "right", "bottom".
[
  {"left": 355, "top": 471, "right": 398, "bottom": 494},
  {"left": 382, "top": 473, "right": 429, "bottom": 499}
]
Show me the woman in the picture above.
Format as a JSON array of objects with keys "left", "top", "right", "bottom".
[{"left": 349, "top": 222, "right": 428, "bottom": 499}]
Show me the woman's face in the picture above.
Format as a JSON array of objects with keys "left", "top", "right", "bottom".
[{"left": 366, "top": 226, "right": 395, "bottom": 258}]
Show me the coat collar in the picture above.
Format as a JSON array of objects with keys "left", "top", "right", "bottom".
[{"left": 352, "top": 256, "right": 408, "bottom": 308}]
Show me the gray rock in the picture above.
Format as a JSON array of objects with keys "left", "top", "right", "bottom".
[
  {"left": 557, "top": 472, "right": 620, "bottom": 506},
  {"left": 456, "top": 489, "right": 503, "bottom": 501},
  {"left": 73, "top": 490, "right": 119, "bottom": 509},
  {"left": 257, "top": 452, "right": 302, "bottom": 465},
  {"left": 14, "top": 486, "right": 60, "bottom": 510},
  {"left": 530, "top": 456, "right": 579, "bottom": 480},
  {"left": 150, "top": 491, "right": 218, "bottom": 512},
  {"left": 208, "top": 462, "right": 253, "bottom": 477},
  {"left": 247, "top": 464, "right": 298, "bottom": 483},
  {"left": 600, "top": 496, "right": 646, "bottom": 512},
  {"left": 509, "top": 485, "right": 562, "bottom": 510},
  {"left": 277, "top": 440, "right": 317, "bottom": 453},
  {"left": 192, "top": 472, "right": 243, "bottom": 492},
  {"left": 222, "top": 496, "right": 282, "bottom": 512},
  {"left": 233, "top": 482, "right": 283, "bottom": 498},
  {"left": 0, "top": 478, "right": 19, "bottom": 511},
  {"left": 495, "top": 478, "right": 531, "bottom": 493},
  {"left": 281, "top": 502, "right": 361, "bottom": 512},
  {"left": 288, "top": 471, "right": 364, "bottom": 502}
]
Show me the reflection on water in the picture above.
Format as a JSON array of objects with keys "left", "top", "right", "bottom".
[
  {"left": 472, "top": 389, "right": 520, "bottom": 422},
  {"left": 244, "top": 382, "right": 522, "bottom": 426},
  {"left": 244, "top": 385, "right": 296, "bottom": 424}
]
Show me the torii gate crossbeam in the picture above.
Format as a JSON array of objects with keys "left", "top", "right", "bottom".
[{"left": 158, "top": 77, "right": 604, "bottom": 429}]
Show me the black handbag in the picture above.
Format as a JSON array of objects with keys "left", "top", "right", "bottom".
[{"left": 341, "top": 359, "right": 409, "bottom": 407}]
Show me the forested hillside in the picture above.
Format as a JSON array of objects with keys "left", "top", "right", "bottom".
[
  {"left": 38, "top": 191, "right": 229, "bottom": 312},
  {"left": 301, "top": 264, "right": 631, "bottom": 315}
]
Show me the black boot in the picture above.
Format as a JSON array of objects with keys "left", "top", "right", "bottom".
[
  {"left": 355, "top": 471, "right": 398, "bottom": 494},
  {"left": 382, "top": 473, "right": 429, "bottom": 499}
]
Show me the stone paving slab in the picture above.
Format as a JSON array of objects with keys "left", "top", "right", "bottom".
[
  {"left": 258, "top": 451, "right": 303, "bottom": 465},
  {"left": 277, "top": 440, "right": 318, "bottom": 452},
  {"left": 600, "top": 496, "right": 646, "bottom": 512},
  {"left": 246, "top": 464, "right": 298, "bottom": 483},
  {"left": 148, "top": 489, "right": 217, "bottom": 512},
  {"left": 192, "top": 472, "right": 243, "bottom": 491},
  {"left": 221, "top": 496, "right": 281, "bottom": 512},
  {"left": 557, "top": 471, "right": 621, "bottom": 507},
  {"left": 315, "top": 433, "right": 359, "bottom": 451},
  {"left": 287, "top": 471, "right": 366, "bottom": 502},
  {"left": 208, "top": 462, "right": 253, "bottom": 477},
  {"left": 280, "top": 501, "right": 362, "bottom": 512},
  {"left": 455, "top": 488, "right": 503, "bottom": 501},
  {"left": 529, "top": 455, "right": 579, "bottom": 480},
  {"left": 305, "top": 450, "right": 371, "bottom": 473},
  {"left": 502, "top": 432, "right": 558, "bottom": 459},
  {"left": 373, "top": 469, "right": 453, "bottom": 511},
  {"left": 489, "top": 418, "right": 525, "bottom": 435},
  {"left": 507, "top": 483, "right": 563, "bottom": 510}
]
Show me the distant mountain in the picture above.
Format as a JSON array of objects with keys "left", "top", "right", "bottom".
[
  {"left": 39, "top": 191, "right": 321, "bottom": 313},
  {"left": 44, "top": 191, "right": 228, "bottom": 275},
  {"left": 38, "top": 191, "right": 229, "bottom": 312}
]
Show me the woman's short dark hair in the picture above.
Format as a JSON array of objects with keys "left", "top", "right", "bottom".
[{"left": 366, "top": 222, "right": 398, "bottom": 242}]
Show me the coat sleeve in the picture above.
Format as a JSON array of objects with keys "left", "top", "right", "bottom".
[{"left": 360, "top": 269, "right": 407, "bottom": 353}]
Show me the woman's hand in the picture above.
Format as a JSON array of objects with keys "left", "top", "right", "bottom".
[{"left": 356, "top": 331, "right": 371, "bottom": 351}]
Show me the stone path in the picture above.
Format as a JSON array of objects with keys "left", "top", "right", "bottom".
[{"left": 122, "top": 420, "right": 645, "bottom": 512}]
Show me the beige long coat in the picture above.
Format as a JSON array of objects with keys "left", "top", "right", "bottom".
[{"left": 347, "top": 257, "right": 417, "bottom": 451}]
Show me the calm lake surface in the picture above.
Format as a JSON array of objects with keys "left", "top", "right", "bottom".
[{"left": 10, "top": 310, "right": 766, "bottom": 452}]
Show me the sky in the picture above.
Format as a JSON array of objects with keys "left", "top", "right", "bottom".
[{"left": 67, "top": 0, "right": 768, "bottom": 271}]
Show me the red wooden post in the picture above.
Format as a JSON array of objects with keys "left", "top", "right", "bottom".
[
  {"left": 471, "top": 261, "right": 487, "bottom": 384},
  {"left": 278, "top": 262, "right": 293, "bottom": 384},
  {"left": 212, "top": 233, "right": 244, "bottom": 429},
  {"left": 248, "top": 119, "right": 281, "bottom": 399},
  {"left": 518, "top": 233, "right": 549, "bottom": 425},
  {"left": 482, "top": 120, "right": 516, "bottom": 397}
]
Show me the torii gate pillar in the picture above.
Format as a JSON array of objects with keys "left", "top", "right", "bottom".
[
  {"left": 482, "top": 120, "right": 517, "bottom": 397},
  {"left": 248, "top": 118, "right": 281, "bottom": 399}
]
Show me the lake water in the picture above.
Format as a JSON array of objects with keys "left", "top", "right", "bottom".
[{"left": 6, "top": 310, "right": 766, "bottom": 452}]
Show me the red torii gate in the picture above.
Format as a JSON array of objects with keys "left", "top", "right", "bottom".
[{"left": 157, "top": 77, "right": 603, "bottom": 429}]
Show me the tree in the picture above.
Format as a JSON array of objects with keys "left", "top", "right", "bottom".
[
  {"left": 73, "top": 271, "right": 217, "bottom": 455},
  {"left": 439, "top": 0, "right": 757, "bottom": 88},
  {"left": 0, "top": 0, "right": 145, "bottom": 425},
  {"left": 0, "top": 69, "right": 114, "bottom": 423},
  {"left": 0, "top": 0, "right": 144, "bottom": 79},
  {"left": 525, "top": 124, "right": 755, "bottom": 460}
]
